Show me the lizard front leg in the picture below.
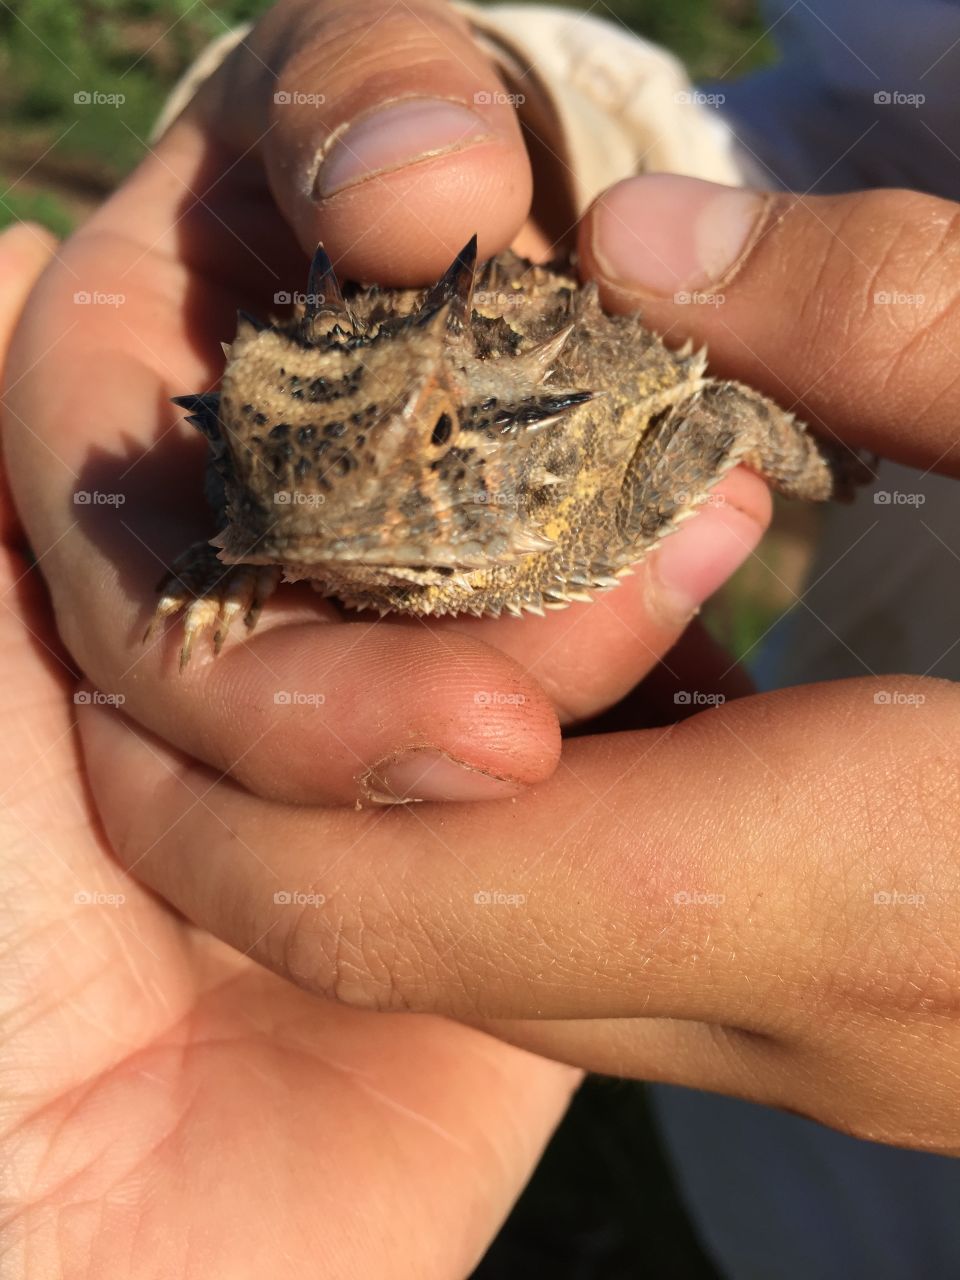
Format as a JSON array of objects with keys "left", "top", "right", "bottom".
[
  {"left": 615, "top": 380, "right": 870, "bottom": 556},
  {"left": 146, "top": 541, "right": 281, "bottom": 671}
]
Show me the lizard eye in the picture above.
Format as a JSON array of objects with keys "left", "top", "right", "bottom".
[{"left": 431, "top": 412, "right": 454, "bottom": 447}]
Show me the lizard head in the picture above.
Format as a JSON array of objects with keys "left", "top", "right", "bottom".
[{"left": 175, "top": 238, "right": 596, "bottom": 590}]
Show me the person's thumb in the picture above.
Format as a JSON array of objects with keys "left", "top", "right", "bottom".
[
  {"left": 188, "top": 0, "right": 532, "bottom": 283},
  {"left": 579, "top": 175, "right": 960, "bottom": 473}
]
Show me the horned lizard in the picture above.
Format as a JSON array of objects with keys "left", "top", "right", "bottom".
[{"left": 153, "top": 236, "right": 859, "bottom": 667}]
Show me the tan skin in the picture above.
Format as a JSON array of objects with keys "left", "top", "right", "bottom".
[{"left": 6, "top": 2, "right": 960, "bottom": 1275}]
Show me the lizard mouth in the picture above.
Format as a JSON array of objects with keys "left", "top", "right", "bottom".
[
  {"left": 211, "top": 527, "right": 518, "bottom": 571},
  {"left": 217, "top": 544, "right": 495, "bottom": 572}
]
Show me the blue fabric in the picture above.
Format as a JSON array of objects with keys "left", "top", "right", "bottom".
[{"left": 714, "top": 0, "right": 960, "bottom": 196}]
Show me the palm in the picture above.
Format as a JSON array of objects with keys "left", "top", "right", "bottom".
[{"left": 2, "top": 546, "right": 572, "bottom": 1278}]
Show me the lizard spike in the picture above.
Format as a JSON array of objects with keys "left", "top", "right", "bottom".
[
  {"left": 220, "top": 341, "right": 232, "bottom": 359},
  {"left": 237, "top": 309, "right": 268, "bottom": 333},
  {"left": 305, "top": 243, "right": 349, "bottom": 319},
  {"left": 499, "top": 390, "right": 598, "bottom": 436},
  {"left": 511, "top": 528, "right": 555, "bottom": 553},
  {"left": 300, "top": 244, "right": 359, "bottom": 342},
  {"left": 528, "top": 466, "right": 564, "bottom": 486},
  {"left": 418, "top": 234, "right": 478, "bottom": 337},
  {"left": 171, "top": 392, "right": 220, "bottom": 414},
  {"left": 523, "top": 324, "right": 575, "bottom": 380},
  {"left": 576, "top": 279, "right": 601, "bottom": 313}
]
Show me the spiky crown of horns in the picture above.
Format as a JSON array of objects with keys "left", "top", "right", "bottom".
[{"left": 171, "top": 236, "right": 599, "bottom": 570}]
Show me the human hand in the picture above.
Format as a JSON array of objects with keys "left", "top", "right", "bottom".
[
  {"left": 1, "top": 0, "right": 771, "bottom": 810},
  {"left": 0, "top": 220, "right": 581, "bottom": 1280},
  {"left": 83, "top": 178, "right": 960, "bottom": 1156}
]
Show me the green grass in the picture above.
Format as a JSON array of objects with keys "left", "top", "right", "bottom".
[
  {"left": 0, "top": 0, "right": 773, "bottom": 235},
  {"left": 0, "top": 0, "right": 267, "bottom": 227}
]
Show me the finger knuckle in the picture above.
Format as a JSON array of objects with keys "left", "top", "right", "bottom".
[{"left": 279, "top": 884, "right": 447, "bottom": 1013}]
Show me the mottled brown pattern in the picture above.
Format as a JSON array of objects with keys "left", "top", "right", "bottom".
[{"left": 152, "top": 238, "right": 862, "bottom": 667}]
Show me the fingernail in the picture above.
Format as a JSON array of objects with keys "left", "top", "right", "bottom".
[
  {"left": 361, "top": 748, "right": 521, "bottom": 805},
  {"left": 651, "top": 501, "right": 765, "bottom": 619},
  {"left": 315, "top": 99, "right": 494, "bottom": 199},
  {"left": 591, "top": 175, "right": 770, "bottom": 298}
]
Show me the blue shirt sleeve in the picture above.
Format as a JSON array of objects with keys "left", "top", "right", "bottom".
[{"left": 714, "top": 0, "right": 960, "bottom": 196}]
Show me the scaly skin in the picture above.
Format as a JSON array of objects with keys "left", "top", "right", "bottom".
[{"left": 154, "top": 236, "right": 860, "bottom": 662}]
